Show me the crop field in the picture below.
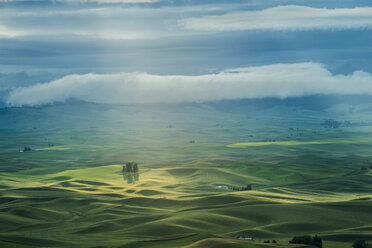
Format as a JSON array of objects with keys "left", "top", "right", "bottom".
[
  {"left": 227, "top": 139, "right": 369, "bottom": 147},
  {"left": 1, "top": 99, "right": 372, "bottom": 248}
]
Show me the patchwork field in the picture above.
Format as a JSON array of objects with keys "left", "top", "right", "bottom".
[{"left": 1, "top": 98, "right": 372, "bottom": 248}]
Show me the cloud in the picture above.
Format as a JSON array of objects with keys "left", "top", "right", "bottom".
[
  {"left": 0, "top": 5, "right": 203, "bottom": 40},
  {"left": 180, "top": 5, "right": 372, "bottom": 31},
  {"left": 5, "top": 63, "right": 372, "bottom": 106},
  {"left": 0, "top": 24, "right": 24, "bottom": 38}
]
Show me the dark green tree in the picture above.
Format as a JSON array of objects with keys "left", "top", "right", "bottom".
[
  {"left": 289, "top": 236, "right": 313, "bottom": 246},
  {"left": 313, "top": 235, "right": 322, "bottom": 248},
  {"left": 289, "top": 235, "right": 322, "bottom": 248},
  {"left": 122, "top": 162, "right": 139, "bottom": 184},
  {"left": 133, "top": 163, "right": 138, "bottom": 172},
  {"left": 353, "top": 240, "right": 367, "bottom": 248}
]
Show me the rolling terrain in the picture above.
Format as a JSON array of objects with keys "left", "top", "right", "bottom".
[{"left": 1, "top": 96, "right": 372, "bottom": 248}]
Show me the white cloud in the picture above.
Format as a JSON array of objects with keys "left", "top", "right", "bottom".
[
  {"left": 0, "top": 24, "right": 24, "bottom": 38},
  {"left": 0, "top": 5, "right": 190, "bottom": 40},
  {"left": 180, "top": 5, "right": 372, "bottom": 31},
  {"left": 6, "top": 63, "right": 372, "bottom": 106}
]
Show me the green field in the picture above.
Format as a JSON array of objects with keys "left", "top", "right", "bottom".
[
  {"left": 227, "top": 139, "right": 368, "bottom": 147},
  {"left": 1, "top": 100, "right": 372, "bottom": 248}
]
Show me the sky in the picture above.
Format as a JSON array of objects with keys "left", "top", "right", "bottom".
[{"left": 1, "top": 0, "right": 372, "bottom": 106}]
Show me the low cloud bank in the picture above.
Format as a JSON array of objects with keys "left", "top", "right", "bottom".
[
  {"left": 180, "top": 5, "right": 372, "bottom": 31},
  {"left": 6, "top": 63, "right": 372, "bottom": 106}
]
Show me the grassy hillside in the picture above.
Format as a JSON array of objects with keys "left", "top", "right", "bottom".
[
  {"left": 1, "top": 161, "right": 371, "bottom": 248},
  {"left": 1, "top": 99, "right": 372, "bottom": 247}
]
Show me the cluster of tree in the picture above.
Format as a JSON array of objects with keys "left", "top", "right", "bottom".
[
  {"left": 123, "top": 162, "right": 138, "bottom": 173},
  {"left": 289, "top": 235, "right": 322, "bottom": 248},
  {"left": 353, "top": 240, "right": 372, "bottom": 248},
  {"left": 323, "top": 119, "right": 342, "bottom": 128},
  {"left": 322, "top": 119, "right": 352, "bottom": 128},
  {"left": 264, "top": 240, "right": 276, "bottom": 243},
  {"left": 21, "top": 147, "right": 32, "bottom": 152},
  {"left": 122, "top": 162, "right": 139, "bottom": 184},
  {"left": 232, "top": 184, "right": 252, "bottom": 191},
  {"left": 361, "top": 165, "right": 372, "bottom": 171}
]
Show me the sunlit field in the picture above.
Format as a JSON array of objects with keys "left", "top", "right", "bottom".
[
  {"left": 227, "top": 139, "right": 368, "bottom": 147},
  {"left": 1, "top": 99, "right": 372, "bottom": 248}
]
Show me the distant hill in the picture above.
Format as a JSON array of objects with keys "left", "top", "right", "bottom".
[
  {"left": 206, "top": 94, "right": 372, "bottom": 112},
  {"left": 3, "top": 94, "right": 372, "bottom": 111}
]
